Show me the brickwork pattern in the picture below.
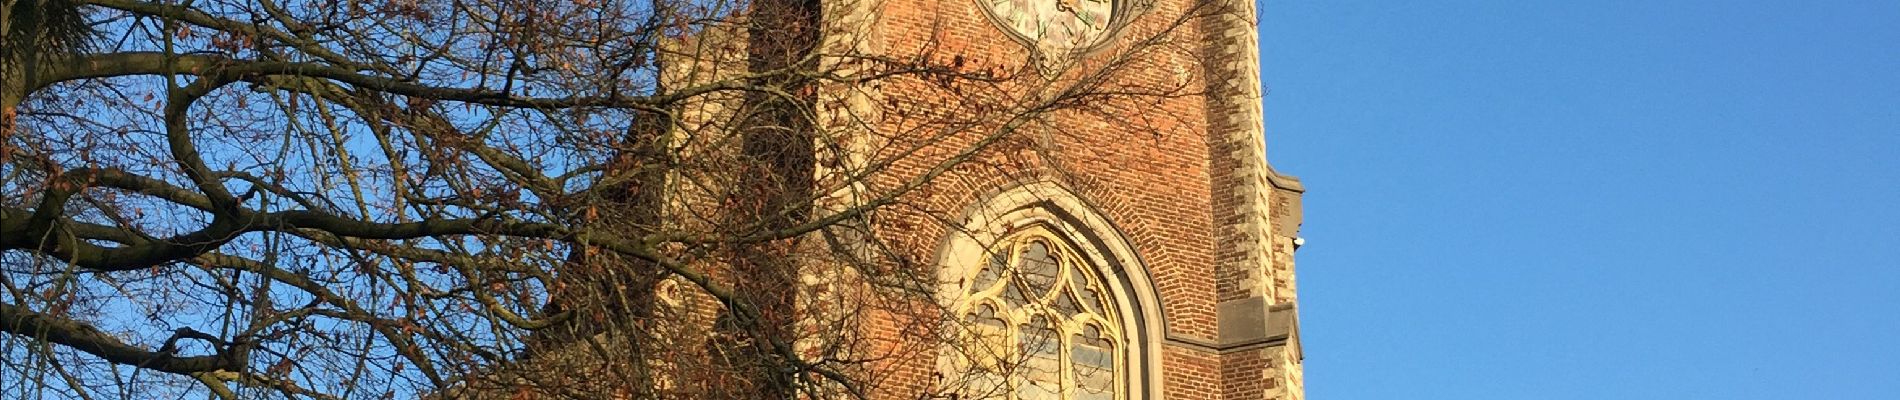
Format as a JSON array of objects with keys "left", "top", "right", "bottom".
[
  {"left": 647, "top": 0, "right": 1306, "bottom": 397},
  {"left": 1193, "top": 0, "right": 1307, "bottom": 398},
  {"left": 839, "top": 0, "right": 1304, "bottom": 399}
]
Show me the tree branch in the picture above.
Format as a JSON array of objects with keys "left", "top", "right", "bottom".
[{"left": 0, "top": 302, "right": 243, "bottom": 375}]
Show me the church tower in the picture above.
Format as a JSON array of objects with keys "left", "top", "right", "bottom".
[{"left": 804, "top": 0, "right": 1309, "bottom": 398}]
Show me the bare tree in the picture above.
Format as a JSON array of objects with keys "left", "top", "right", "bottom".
[{"left": 0, "top": 0, "right": 1215, "bottom": 398}]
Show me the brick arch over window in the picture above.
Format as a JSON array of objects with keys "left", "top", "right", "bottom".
[{"left": 935, "top": 181, "right": 1166, "bottom": 399}]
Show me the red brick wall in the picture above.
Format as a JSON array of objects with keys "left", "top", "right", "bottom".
[
  {"left": 834, "top": 0, "right": 1285, "bottom": 398},
  {"left": 637, "top": 0, "right": 1300, "bottom": 397}
]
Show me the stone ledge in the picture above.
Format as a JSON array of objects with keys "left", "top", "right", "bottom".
[{"left": 1163, "top": 300, "right": 1299, "bottom": 355}]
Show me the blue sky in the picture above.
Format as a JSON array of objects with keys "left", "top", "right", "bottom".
[{"left": 1259, "top": 1, "right": 1899, "bottom": 398}]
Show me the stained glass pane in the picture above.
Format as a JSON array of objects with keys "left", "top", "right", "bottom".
[
  {"left": 967, "top": 305, "right": 1010, "bottom": 365},
  {"left": 1072, "top": 324, "right": 1116, "bottom": 400},
  {"left": 949, "top": 231, "right": 1126, "bottom": 400},
  {"left": 1077, "top": 286, "right": 1107, "bottom": 315},
  {"left": 974, "top": 251, "right": 1006, "bottom": 294},
  {"left": 1051, "top": 289, "right": 1082, "bottom": 316},
  {"left": 1017, "top": 314, "right": 1062, "bottom": 400},
  {"left": 1017, "top": 241, "right": 1060, "bottom": 299},
  {"left": 1002, "top": 281, "right": 1031, "bottom": 308},
  {"left": 974, "top": 304, "right": 1008, "bottom": 329}
]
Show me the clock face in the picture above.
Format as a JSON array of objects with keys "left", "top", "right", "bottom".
[{"left": 982, "top": 0, "right": 1119, "bottom": 55}]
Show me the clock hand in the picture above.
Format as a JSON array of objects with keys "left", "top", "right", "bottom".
[{"left": 1056, "top": 0, "right": 1078, "bottom": 13}]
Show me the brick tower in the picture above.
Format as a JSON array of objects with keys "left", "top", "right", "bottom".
[{"left": 798, "top": 0, "right": 1309, "bottom": 398}]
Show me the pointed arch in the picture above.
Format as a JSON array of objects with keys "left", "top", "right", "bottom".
[{"left": 935, "top": 181, "right": 1165, "bottom": 399}]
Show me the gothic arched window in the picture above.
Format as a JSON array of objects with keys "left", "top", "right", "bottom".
[{"left": 944, "top": 227, "right": 1125, "bottom": 400}]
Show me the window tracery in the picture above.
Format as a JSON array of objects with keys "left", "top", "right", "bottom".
[{"left": 946, "top": 227, "right": 1125, "bottom": 400}]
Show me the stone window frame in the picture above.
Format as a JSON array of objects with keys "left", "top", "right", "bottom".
[
  {"left": 935, "top": 181, "right": 1166, "bottom": 399},
  {"left": 945, "top": 227, "right": 1124, "bottom": 398}
]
